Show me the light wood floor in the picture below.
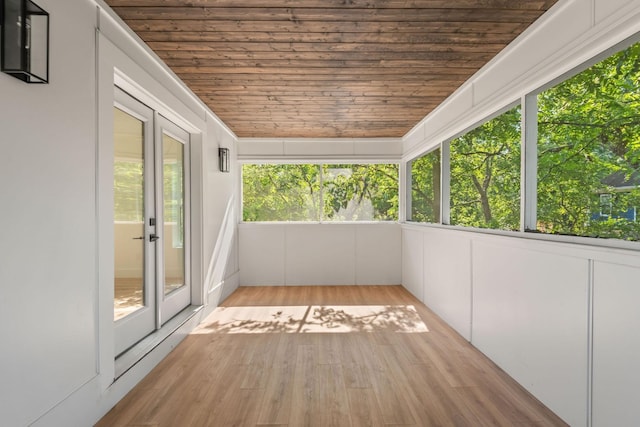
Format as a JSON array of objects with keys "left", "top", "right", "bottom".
[{"left": 97, "top": 285, "right": 567, "bottom": 427}]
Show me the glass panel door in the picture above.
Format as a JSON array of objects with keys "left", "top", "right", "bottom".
[
  {"left": 113, "top": 107, "right": 145, "bottom": 320},
  {"left": 112, "top": 89, "right": 191, "bottom": 357},
  {"left": 157, "top": 116, "right": 190, "bottom": 323},
  {"left": 113, "top": 88, "right": 156, "bottom": 356}
]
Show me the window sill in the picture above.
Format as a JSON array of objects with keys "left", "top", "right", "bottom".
[{"left": 402, "top": 221, "right": 640, "bottom": 253}]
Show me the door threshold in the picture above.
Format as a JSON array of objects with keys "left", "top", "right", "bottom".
[{"left": 115, "top": 305, "right": 203, "bottom": 379}]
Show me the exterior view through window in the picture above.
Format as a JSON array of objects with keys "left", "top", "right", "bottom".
[
  {"left": 450, "top": 105, "right": 521, "bottom": 231},
  {"left": 537, "top": 42, "right": 640, "bottom": 240},
  {"left": 242, "top": 163, "right": 398, "bottom": 222},
  {"left": 410, "top": 148, "right": 441, "bottom": 223}
]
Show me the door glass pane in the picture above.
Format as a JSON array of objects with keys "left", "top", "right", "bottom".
[
  {"left": 163, "top": 133, "right": 185, "bottom": 296},
  {"left": 113, "top": 107, "right": 145, "bottom": 321}
]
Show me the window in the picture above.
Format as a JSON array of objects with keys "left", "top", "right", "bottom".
[
  {"left": 323, "top": 164, "right": 398, "bottom": 221},
  {"left": 449, "top": 105, "right": 521, "bottom": 230},
  {"left": 537, "top": 42, "right": 640, "bottom": 240},
  {"left": 242, "top": 164, "right": 321, "bottom": 221},
  {"left": 402, "top": 40, "right": 640, "bottom": 244},
  {"left": 242, "top": 163, "right": 398, "bottom": 222},
  {"left": 409, "top": 148, "right": 441, "bottom": 223}
]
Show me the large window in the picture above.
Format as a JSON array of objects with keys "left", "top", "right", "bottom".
[
  {"left": 405, "top": 40, "right": 640, "bottom": 243},
  {"left": 537, "top": 42, "right": 640, "bottom": 240},
  {"left": 242, "top": 163, "right": 398, "bottom": 222},
  {"left": 449, "top": 105, "right": 521, "bottom": 230},
  {"left": 409, "top": 148, "right": 441, "bottom": 223}
]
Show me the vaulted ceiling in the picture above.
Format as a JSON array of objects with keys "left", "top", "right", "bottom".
[{"left": 106, "top": 0, "right": 559, "bottom": 138}]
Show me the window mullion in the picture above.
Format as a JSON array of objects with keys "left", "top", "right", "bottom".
[
  {"left": 319, "top": 164, "right": 324, "bottom": 223},
  {"left": 522, "top": 93, "right": 538, "bottom": 232},
  {"left": 400, "top": 160, "right": 409, "bottom": 222},
  {"left": 441, "top": 141, "right": 451, "bottom": 225}
]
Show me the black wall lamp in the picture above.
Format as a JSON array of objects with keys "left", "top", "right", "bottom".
[
  {"left": 219, "top": 148, "right": 230, "bottom": 173},
  {"left": 1, "top": 0, "right": 49, "bottom": 83}
]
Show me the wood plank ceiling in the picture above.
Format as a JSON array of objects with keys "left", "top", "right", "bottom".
[{"left": 106, "top": 0, "right": 559, "bottom": 138}]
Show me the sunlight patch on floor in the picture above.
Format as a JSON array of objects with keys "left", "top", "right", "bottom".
[{"left": 192, "top": 305, "right": 429, "bottom": 334}]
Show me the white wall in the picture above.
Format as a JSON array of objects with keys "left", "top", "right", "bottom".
[
  {"left": 0, "top": 1, "right": 239, "bottom": 425},
  {"left": 592, "top": 261, "right": 640, "bottom": 426},
  {"left": 401, "top": 0, "right": 640, "bottom": 425},
  {"left": 240, "top": 223, "right": 401, "bottom": 286},
  {"left": 0, "top": 2, "right": 97, "bottom": 425},
  {"left": 202, "top": 111, "right": 240, "bottom": 308},
  {"left": 238, "top": 137, "right": 402, "bottom": 161}
]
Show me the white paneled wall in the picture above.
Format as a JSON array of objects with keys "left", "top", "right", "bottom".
[
  {"left": 238, "top": 138, "right": 402, "bottom": 160},
  {"left": 286, "top": 225, "right": 357, "bottom": 285},
  {"left": 592, "top": 262, "right": 640, "bottom": 426},
  {"left": 401, "top": 224, "right": 640, "bottom": 426},
  {"left": 401, "top": 229, "right": 424, "bottom": 300},
  {"left": 240, "top": 223, "right": 401, "bottom": 286},
  {"left": 472, "top": 240, "right": 589, "bottom": 426},
  {"left": 424, "top": 232, "right": 472, "bottom": 340}
]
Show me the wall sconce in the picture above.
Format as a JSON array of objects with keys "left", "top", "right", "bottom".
[
  {"left": 1, "top": 0, "right": 49, "bottom": 83},
  {"left": 218, "top": 148, "right": 230, "bottom": 173}
]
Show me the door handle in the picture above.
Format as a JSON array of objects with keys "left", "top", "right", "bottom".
[{"left": 150, "top": 234, "right": 160, "bottom": 242}]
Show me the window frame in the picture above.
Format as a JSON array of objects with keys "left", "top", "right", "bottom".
[
  {"left": 240, "top": 160, "right": 401, "bottom": 224},
  {"left": 446, "top": 102, "right": 522, "bottom": 231},
  {"left": 406, "top": 145, "right": 443, "bottom": 224},
  {"left": 402, "top": 33, "right": 640, "bottom": 249}
]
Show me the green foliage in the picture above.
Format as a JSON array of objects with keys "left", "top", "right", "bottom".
[
  {"left": 164, "top": 160, "right": 184, "bottom": 224},
  {"left": 114, "top": 159, "right": 184, "bottom": 225},
  {"left": 323, "top": 164, "right": 399, "bottom": 221},
  {"left": 114, "top": 161, "right": 144, "bottom": 222},
  {"left": 538, "top": 42, "right": 640, "bottom": 240},
  {"left": 450, "top": 106, "right": 521, "bottom": 231},
  {"left": 410, "top": 148, "right": 441, "bottom": 223},
  {"left": 242, "top": 164, "right": 321, "bottom": 221},
  {"left": 242, "top": 163, "right": 398, "bottom": 222}
]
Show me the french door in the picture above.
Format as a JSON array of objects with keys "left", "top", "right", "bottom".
[{"left": 113, "top": 87, "right": 190, "bottom": 356}]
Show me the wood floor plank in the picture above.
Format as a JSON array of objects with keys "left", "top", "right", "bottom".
[
  {"left": 97, "top": 286, "right": 567, "bottom": 427},
  {"left": 338, "top": 334, "right": 372, "bottom": 389},
  {"left": 255, "top": 335, "right": 297, "bottom": 425},
  {"left": 345, "top": 388, "right": 385, "bottom": 427},
  {"left": 315, "top": 364, "right": 351, "bottom": 426},
  {"left": 240, "top": 333, "right": 280, "bottom": 390},
  {"left": 289, "top": 344, "right": 318, "bottom": 426},
  {"left": 356, "top": 334, "right": 416, "bottom": 425}
]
